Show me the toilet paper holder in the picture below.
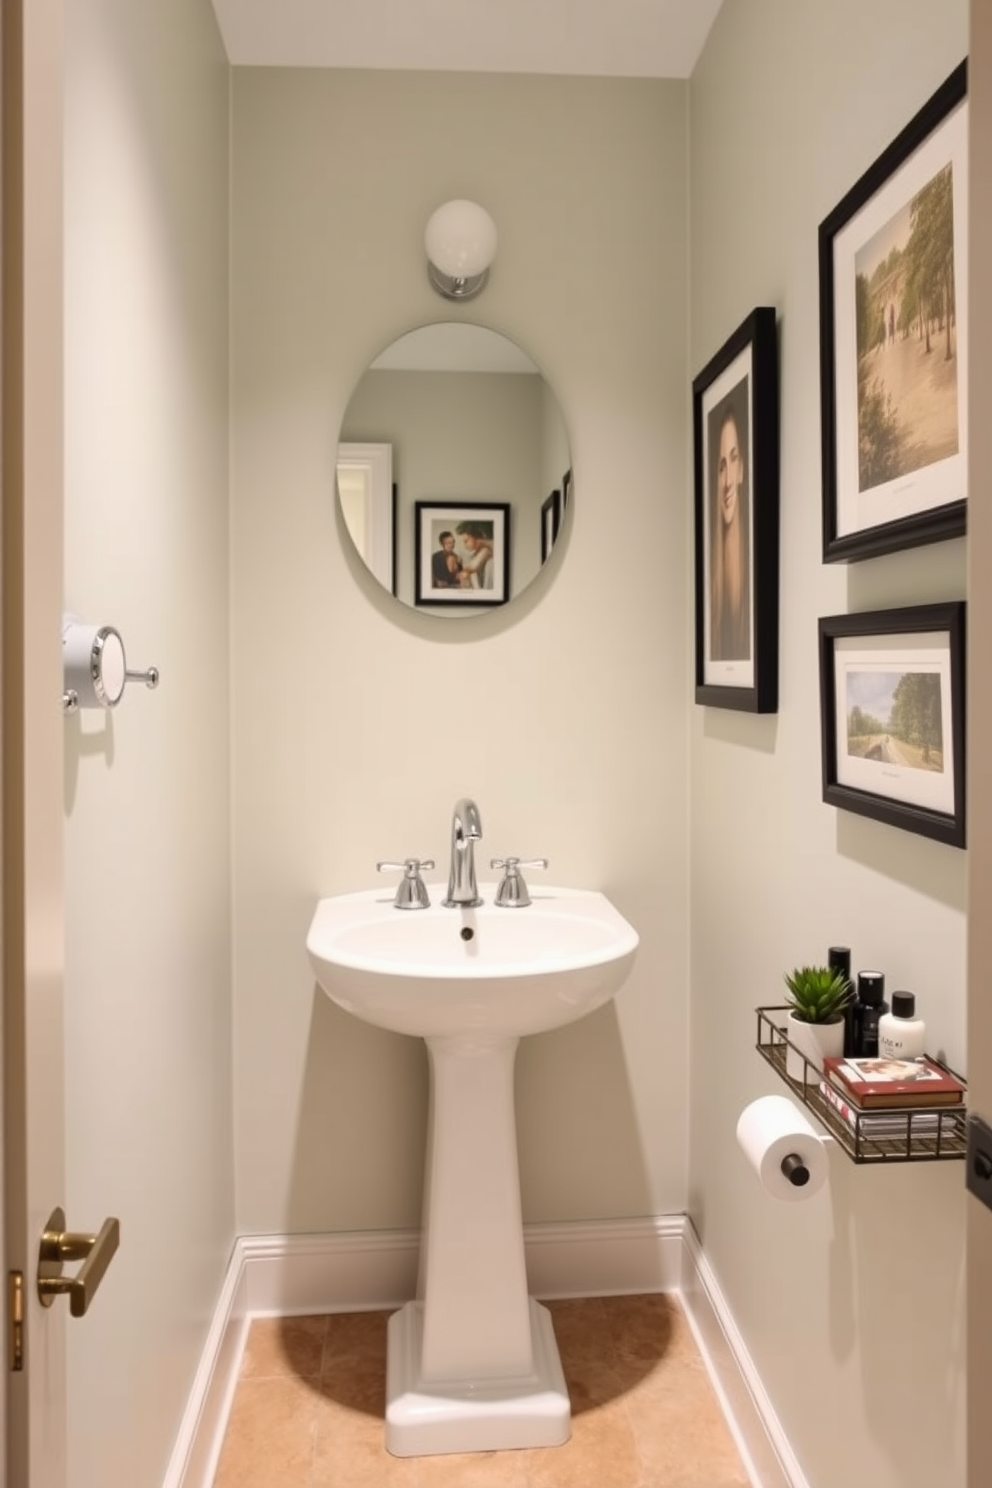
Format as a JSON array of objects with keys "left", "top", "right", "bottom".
[
  {"left": 778, "top": 1141, "right": 836, "bottom": 1184},
  {"left": 62, "top": 614, "right": 160, "bottom": 713},
  {"left": 780, "top": 1152, "right": 812, "bottom": 1186}
]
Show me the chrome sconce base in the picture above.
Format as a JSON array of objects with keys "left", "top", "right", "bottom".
[{"left": 426, "top": 263, "right": 490, "bottom": 302}]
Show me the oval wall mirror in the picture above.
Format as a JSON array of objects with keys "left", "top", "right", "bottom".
[{"left": 337, "top": 322, "right": 571, "bottom": 614}]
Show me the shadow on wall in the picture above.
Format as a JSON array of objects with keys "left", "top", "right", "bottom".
[
  {"left": 64, "top": 711, "right": 116, "bottom": 815},
  {"left": 836, "top": 811, "right": 967, "bottom": 914},
  {"left": 288, "top": 991, "right": 429, "bottom": 1234},
  {"left": 289, "top": 989, "right": 654, "bottom": 1238},
  {"left": 516, "top": 1000, "right": 656, "bottom": 1223}
]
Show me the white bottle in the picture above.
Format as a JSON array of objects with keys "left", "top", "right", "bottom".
[{"left": 878, "top": 991, "right": 926, "bottom": 1060}]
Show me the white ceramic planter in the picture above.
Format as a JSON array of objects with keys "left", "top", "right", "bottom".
[{"left": 785, "top": 1012, "right": 845, "bottom": 1085}]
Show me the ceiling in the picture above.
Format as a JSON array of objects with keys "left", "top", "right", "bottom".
[{"left": 209, "top": 0, "right": 725, "bottom": 77}]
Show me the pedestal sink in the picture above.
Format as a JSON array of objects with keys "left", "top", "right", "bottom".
[{"left": 306, "top": 884, "right": 639, "bottom": 1458}]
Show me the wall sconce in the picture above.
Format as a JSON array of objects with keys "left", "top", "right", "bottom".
[{"left": 424, "top": 199, "right": 498, "bottom": 302}]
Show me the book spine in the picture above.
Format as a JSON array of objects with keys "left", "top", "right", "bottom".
[
  {"left": 818, "top": 1080, "right": 941, "bottom": 1133},
  {"left": 818, "top": 1080, "right": 860, "bottom": 1126}
]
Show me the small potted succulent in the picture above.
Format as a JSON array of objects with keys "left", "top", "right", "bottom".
[{"left": 782, "top": 965, "right": 853, "bottom": 1083}]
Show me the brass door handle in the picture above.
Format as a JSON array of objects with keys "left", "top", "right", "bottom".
[{"left": 37, "top": 1207, "right": 120, "bottom": 1318}]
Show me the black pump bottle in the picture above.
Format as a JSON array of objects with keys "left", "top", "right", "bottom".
[{"left": 854, "top": 971, "right": 888, "bottom": 1057}]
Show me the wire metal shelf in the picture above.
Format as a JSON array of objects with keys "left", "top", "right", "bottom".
[{"left": 755, "top": 1006, "right": 967, "bottom": 1165}]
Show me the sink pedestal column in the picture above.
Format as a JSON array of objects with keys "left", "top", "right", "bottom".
[{"left": 385, "top": 1032, "right": 570, "bottom": 1457}]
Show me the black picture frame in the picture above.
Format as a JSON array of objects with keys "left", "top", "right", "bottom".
[
  {"left": 414, "top": 501, "right": 510, "bottom": 607},
  {"left": 692, "top": 306, "right": 779, "bottom": 713},
  {"left": 540, "top": 489, "right": 561, "bottom": 562},
  {"left": 818, "top": 602, "right": 965, "bottom": 848},
  {"left": 819, "top": 61, "right": 968, "bottom": 563}
]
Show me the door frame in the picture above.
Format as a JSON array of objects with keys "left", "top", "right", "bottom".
[{"left": 968, "top": 2, "right": 992, "bottom": 1482}]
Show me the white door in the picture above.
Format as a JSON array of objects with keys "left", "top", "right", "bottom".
[
  {"left": 3, "top": 1, "right": 84, "bottom": 1482},
  {"left": 969, "top": 6, "right": 992, "bottom": 1488}
]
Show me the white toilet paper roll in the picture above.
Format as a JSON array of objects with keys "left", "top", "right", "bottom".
[{"left": 737, "top": 1095, "right": 828, "bottom": 1202}]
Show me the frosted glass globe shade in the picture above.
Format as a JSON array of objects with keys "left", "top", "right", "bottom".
[{"left": 425, "top": 200, "right": 498, "bottom": 280}]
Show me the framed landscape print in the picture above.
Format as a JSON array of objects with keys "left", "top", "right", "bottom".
[
  {"left": 692, "top": 306, "right": 779, "bottom": 713},
  {"left": 819, "top": 61, "right": 968, "bottom": 562},
  {"left": 414, "top": 501, "right": 510, "bottom": 607},
  {"left": 818, "top": 603, "right": 966, "bottom": 848}
]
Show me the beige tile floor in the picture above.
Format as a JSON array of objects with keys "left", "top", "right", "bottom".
[{"left": 212, "top": 1295, "right": 752, "bottom": 1488}]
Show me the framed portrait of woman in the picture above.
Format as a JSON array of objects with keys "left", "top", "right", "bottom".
[{"left": 692, "top": 306, "right": 779, "bottom": 713}]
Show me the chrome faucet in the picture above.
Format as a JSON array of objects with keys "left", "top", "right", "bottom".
[{"left": 443, "top": 797, "right": 483, "bottom": 908}]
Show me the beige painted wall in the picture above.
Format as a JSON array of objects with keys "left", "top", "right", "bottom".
[
  {"left": 230, "top": 70, "right": 690, "bottom": 1234},
  {"left": 689, "top": 4, "right": 968, "bottom": 1487},
  {"left": 62, "top": 0, "right": 233, "bottom": 1483}
]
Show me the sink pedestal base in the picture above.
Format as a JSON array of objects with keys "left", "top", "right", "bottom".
[
  {"left": 385, "top": 1297, "right": 570, "bottom": 1457},
  {"left": 384, "top": 1032, "right": 570, "bottom": 1457}
]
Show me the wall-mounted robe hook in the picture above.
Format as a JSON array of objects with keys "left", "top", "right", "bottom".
[{"left": 62, "top": 614, "right": 160, "bottom": 713}]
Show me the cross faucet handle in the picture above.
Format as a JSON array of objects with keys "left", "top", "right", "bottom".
[
  {"left": 489, "top": 857, "right": 548, "bottom": 908},
  {"left": 376, "top": 858, "right": 435, "bottom": 910}
]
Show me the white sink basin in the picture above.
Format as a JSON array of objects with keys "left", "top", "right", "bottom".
[
  {"left": 306, "top": 884, "right": 639, "bottom": 1038},
  {"left": 305, "top": 879, "right": 639, "bottom": 1458}
]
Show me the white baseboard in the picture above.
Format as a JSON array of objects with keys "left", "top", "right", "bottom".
[
  {"left": 160, "top": 1248, "right": 250, "bottom": 1488},
  {"left": 166, "top": 1216, "right": 804, "bottom": 1488},
  {"left": 679, "top": 1223, "right": 809, "bottom": 1488}
]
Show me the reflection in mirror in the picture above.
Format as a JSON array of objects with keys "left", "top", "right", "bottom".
[
  {"left": 337, "top": 443, "right": 395, "bottom": 592},
  {"left": 337, "top": 323, "right": 571, "bottom": 614}
]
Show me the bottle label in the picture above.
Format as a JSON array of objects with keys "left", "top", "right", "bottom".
[
  {"left": 878, "top": 1022, "right": 925, "bottom": 1061},
  {"left": 861, "top": 1009, "right": 882, "bottom": 1056}
]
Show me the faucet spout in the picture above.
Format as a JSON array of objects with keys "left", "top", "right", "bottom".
[{"left": 443, "top": 797, "right": 483, "bottom": 908}]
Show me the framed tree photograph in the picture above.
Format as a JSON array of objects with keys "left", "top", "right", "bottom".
[
  {"left": 819, "top": 60, "right": 967, "bottom": 562},
  {"left": 692, "top": 306, "right": 779, "bottom": 713},
  {"left": 540, "top": 489, "right": 561, "bottom": 562},
  {"left": 818, "top": 603, "right": 965, "bottom": 848},
  {"left": 414, "top": 501, "right": 510, "bottom": 607}
]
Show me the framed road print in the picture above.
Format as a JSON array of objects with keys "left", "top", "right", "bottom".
[{"left": 818, "top": 602, "right": 965, "bottom": 848}]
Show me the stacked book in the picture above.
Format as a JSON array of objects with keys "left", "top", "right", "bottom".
[{"left": 819, "top": 1055, "right": 965, "bottom": 1140}]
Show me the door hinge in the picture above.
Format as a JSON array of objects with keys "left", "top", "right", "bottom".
[
  {"left": 9, "top": 1271, "right": 24, "bottom": 1372},
  {"left": 967, "top": 1114, "right": 992, "bottom": 1212}
]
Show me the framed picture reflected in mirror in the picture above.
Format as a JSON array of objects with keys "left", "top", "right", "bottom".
[{"left": 414, "top": 501, "right": 510, "bottom": 607}]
